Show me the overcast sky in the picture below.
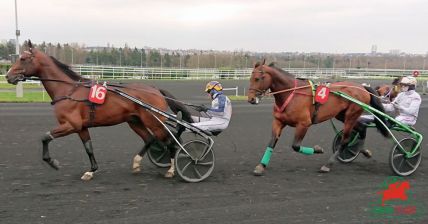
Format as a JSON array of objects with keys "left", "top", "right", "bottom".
[{"left": 1, "top": 0, "right": 427, "bottom": 53}]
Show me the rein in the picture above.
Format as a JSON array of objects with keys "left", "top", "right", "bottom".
[
  {"left": 24, "top": 77, "right": 93, "bottom": 105},
  {"left": 22, "top": 77, "right": 201, "bottom": 108},
  {"left": 265, "top": 82, "right": 383, "bottom": 99}
]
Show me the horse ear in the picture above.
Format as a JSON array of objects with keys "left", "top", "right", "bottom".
[
  {"left": 28, "top": 40, "right": 33, "bottom": 52},
  {"left": 261, "top": 58, "right": 266, "bottom": 65},
  {"left": 254, "top": 62, "right": 260, "bottom": 68}
]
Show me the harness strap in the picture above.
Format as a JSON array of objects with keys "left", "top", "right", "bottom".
[
  {"left": 274, "top": 79, "right": 297, "bottom": 113},
  {"left": 87, "top": 102, "right": 97, "bottom": 127},
  {"left": 50, "top": 97, "right": 96, "bottom": 127},
  {"left": 307, "top": 80, "right": 321, "bottom": 124},
  {"left": 51, "top": 96, "right": 88, "bottom": 105}
]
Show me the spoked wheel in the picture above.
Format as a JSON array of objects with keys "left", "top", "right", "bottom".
[
  {"left": 332, "top": 130, "right": 361, "bottom": 163},
  {"left": 390, "top": 138, "right": 421, "bottom": 176},
  {"left": 175, "top": 140, "right": 215, "bottom": 183},
  {"left": 147, "top": 141, "right": 171, "bottom": 168}
]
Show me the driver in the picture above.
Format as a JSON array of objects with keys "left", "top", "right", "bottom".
[
  {"left": 191, "top": 81, "right": 232, "bottom": 133},
  {"left": 382, "top": 76, "right": 421, "bottom": 126},
  {"left": 356, "top": 76, "right": 421, "bottom": 158}
]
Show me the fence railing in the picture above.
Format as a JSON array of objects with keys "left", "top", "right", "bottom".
[{"left": 71, "top": 65, "right": 427, "bottom": 80}]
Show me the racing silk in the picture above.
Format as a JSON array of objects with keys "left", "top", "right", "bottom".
[
  {"left": 383, "top": 90, "right": 421, "bottom": 126},
  {"left": 207, "top": 93, "right": 232, "bottom": 121},
  {"left": 191, "top": 92, "right": 232, "bottom": 132}
]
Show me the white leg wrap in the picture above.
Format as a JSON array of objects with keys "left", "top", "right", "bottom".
[{"left": 132, "top": 154, "right": 143, "bottom": 173}]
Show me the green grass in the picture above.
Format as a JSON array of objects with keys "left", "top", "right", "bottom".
[
  {"left": 0, "top": 83, "right": 42, "bottom": 89},
  {"left": 0, "top": 91, "right": 50, "bottom": 102},
  {"left": 228, "top": 95, "right": 248, "bottom": 101}
]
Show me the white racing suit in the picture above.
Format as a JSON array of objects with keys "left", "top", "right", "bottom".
[
  {"left": 192, "top": 93, "right": 232, "bottom": 133},
  {"left": 382, "top": 90, "right": 421, "bottom": 126},
  {"left": 359, "top": 90, "right": 421, "bottom": 126}
]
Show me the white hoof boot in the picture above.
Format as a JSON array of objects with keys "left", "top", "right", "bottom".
[
  {"left": 319, "top": 165, "right": 330, "bottom": 173},
  {"left": 164, "top": 171, "right": 175, "bottom": 178},
  {"left": 164, "top": 159, "right": 175, "bottom": 178},
  {"left": 81, "top": 171, "right": 94, "bottom": 181},
  {"left": 132, "top": 154, "right": 143, "bottom": 173}
]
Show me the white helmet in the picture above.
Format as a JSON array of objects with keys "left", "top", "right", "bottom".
[{"left": 400, "top": 76, "right": 417, "bottom": 86}]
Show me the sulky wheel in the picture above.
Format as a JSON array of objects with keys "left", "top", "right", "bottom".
[
  {"left": 147, "top": 140, "right": 171, "bottom": 168},
  {"left": 390, "top": 138, "right": 421, "bottom": 176},
  {"left": 175, "top": 140, "right": 215, "bottom": 183},
  {"left": 332, "top": 130, "right": 361, "bottom": 163}
]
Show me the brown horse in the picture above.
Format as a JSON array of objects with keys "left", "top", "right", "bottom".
[
  {"left": 247, "top": 61, "right": 389, "bottom": 175},
  {"left": 6, "top": 41, "right": 192, "bottom": 180},
  {"left": 375, "top": 77, "right": 402, "bottom": 102}
]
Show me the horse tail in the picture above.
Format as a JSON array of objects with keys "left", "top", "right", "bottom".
[
  {"left": 159, "top": 89, "right": 193, "bottom": 123},
  {"left": 364, "top": 86, "right": 389, "bottom": 137}
]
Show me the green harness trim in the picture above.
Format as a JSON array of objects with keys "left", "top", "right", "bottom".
[{"left": 308, "top": 80, "right": 316, "bottom": 104}]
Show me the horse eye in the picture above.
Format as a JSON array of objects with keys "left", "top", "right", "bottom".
[{"left": 255, "top": 77, "right": 260, "bottom": 82}]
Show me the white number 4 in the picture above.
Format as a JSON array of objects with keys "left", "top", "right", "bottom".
[{"left": 317, "top": 87, "right": 327, "bottom": 99}]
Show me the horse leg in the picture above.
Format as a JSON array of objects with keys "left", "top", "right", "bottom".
[
  {"left": 253, "top": 119, "right": 285, "bottom": 176},
  {"left": 164, "top": 142, "right": 178, "bottom": 178},
  {"left": 353, "top": 122, "right": 372, "bottom": 158},
  {"left": 291, "top": 124, "right": 324, "bottom": 155},
  {"left": 320, "top": 111, "right": 360, "bottom": 173},
  {"left": 128, "top": 121, "right": 155, "bottom": 173},
  {"left": 78, "top": 128, "right": 98, "bottom": 181},
  {"left": 164, "top": 127, "right": 184, "bottom": 178},
  {"left": 41, "top": 122, "right": 75, "bottom": 170}
]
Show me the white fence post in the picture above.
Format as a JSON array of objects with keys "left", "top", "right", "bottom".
[{"left": 223, "top": 87, "right": 239, "bottom": 96}]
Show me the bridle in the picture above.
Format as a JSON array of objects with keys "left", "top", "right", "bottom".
[{"left": 249, "top": 67, "right": 270, "bottom": 98}]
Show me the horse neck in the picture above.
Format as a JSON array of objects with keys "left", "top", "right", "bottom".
[
  {"left": 266, "top": 67, "right": 296, "bottom": 103},
  {"left": 37, "top": 54, "right": 77, "bottom": 100}
]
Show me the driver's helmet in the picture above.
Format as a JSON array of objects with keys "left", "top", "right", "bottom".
[
  {"left": 400, "top": 76, "right": 417, "bottom": 86},
  {"left": 205, "top": 81, "right": 223, "bottom": 94}
]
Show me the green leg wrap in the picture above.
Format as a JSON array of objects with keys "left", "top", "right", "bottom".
[
  {"left": 299, "top": 146, "right": 314, "bottom": 155},
  {"left": 260, "top": 147, "right": 273, "bottom": 166}
]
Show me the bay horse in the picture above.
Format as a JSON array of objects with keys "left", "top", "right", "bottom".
[
  {"left": 247, "top": 60, "right": 389, "bottom": 175},
  {"left": 375, "top": 77, "right": 402, "bottom": 102},
  {"left": 6, "top": 41, "right": 192, "bottom": 180}
]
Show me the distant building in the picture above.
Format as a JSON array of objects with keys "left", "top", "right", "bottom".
[
  {"left": 371, "top": 45, "right": 377, "bottom": 54},
  {"left": 389, "top": 49, "right": 401, "bottom": 55}
]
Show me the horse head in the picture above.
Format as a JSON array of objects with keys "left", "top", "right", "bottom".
[
  {"left": 248, "top": 59, "right": 273, "bottom": 104},
  {"left": 376, "top": 85, "right": 390, "bottom": 97},
  {"left": 375, "top": 77, "right": 402, "bottom": 102},
  {"left": 6, "top": 40, "right": 42, "bottom": 85}
]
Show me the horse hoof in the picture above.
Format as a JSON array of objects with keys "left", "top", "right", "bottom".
[
  {"left": 132, "top": 167, "right": 141, "bottom": 174},
  {"left": 253, "top": 164, "right": 265, "bottom": 176},
  {"left": 47, "top": 159, "right": 60, "bottom": 170},
  {"left": 164, "top": 171, "right": 175, "bottom": 178},
  {"left": 319, "top": 165, "right": 330, "bottom": 173},
  {"left": 361, "top": 149, "right": 372, "bottom": 158},
  {"left": 314, "top": 145, "right": 324, "bottom": 154},
  {"left": 81, "top": 171, "right": 94, "bottom": 181}
]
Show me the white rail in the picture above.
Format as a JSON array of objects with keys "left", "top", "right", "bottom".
[{"left": 71, "top": 65, "right": 427, "bottom": 80}]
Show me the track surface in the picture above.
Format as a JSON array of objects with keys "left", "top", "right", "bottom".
[{"left": 1, "top": 80, "right": 428, "bottom": 223}]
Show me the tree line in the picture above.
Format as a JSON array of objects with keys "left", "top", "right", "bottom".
[{"left": 0, "top": 40, "right": 426, "bottom": 70}]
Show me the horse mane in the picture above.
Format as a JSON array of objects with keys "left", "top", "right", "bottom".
[
  {"left": 268, "top": 63, "right": 295, "bottom": 78},
  {"left": 49, "top": 56, "right": 89, "bottom": 81},
  {"left": 392, "top": 77, "right": 401, "bottom": 85}
]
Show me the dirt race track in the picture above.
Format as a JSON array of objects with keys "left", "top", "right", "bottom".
[{"left": 1, "top": 80, "right": 428, "bottom": 224}]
